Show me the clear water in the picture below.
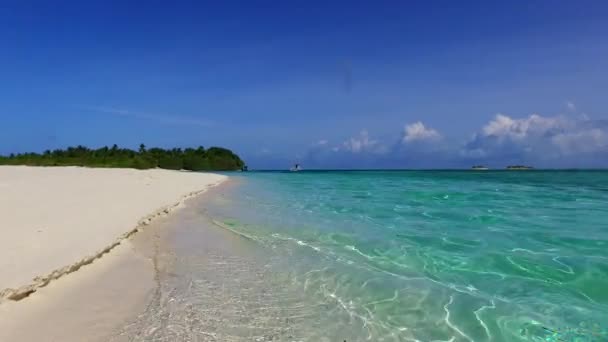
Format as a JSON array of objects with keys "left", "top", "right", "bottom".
[{"left": 119, "top": 171, "right": 608, "bottom": 341}]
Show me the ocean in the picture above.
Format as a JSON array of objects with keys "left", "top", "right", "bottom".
[{"left": 117, "top": 170, "right": 608, "bottom": 341}]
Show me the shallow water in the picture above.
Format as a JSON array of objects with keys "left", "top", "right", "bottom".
[{"left": 117, "top": 171, "right": 608, "bottom": 341}]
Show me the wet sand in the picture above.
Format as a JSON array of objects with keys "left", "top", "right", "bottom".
[
  {"left": 0, "top": 188, "right": 197, "bottom": 342},
  {"left": 108, "top": 183, "right": 314, "bottom": 341},
  {"left": 0, "top": 179, "right": 272, "bottom": 342},
  {"left": 1, "top": 179, "right": 326, "bottom": 341},
  {"left": 0, "top": 166, "right": 227, "bottom": 341},
  {"left": 0, "top": 166, "right": 226, "bottom": 301},
  {"left": 0, "top": 240, "right": 154, "bottom": 341}
]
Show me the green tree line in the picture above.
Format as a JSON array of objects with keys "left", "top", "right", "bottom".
[{"left": 0, "top": 144, "right": 246, "bottom": 171}]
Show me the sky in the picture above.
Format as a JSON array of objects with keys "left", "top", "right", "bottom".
[{"left": 1, "top": 1, "right": 607, "bottom": 169}]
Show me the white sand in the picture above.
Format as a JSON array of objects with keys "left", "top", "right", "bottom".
[
  {"left": 0, "top": 166, "right": 226, "bottom": 301},
  {"left": 0, "top": 240, "right": 154, "bottom": 342}
]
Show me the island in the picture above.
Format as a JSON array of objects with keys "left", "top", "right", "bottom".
[
  {"left": 471, "top": 165, "right": 489, "bottom": 170},
  {"left": 0, "top": 144, "right": 245, "bottom": 171},
  {"left": 506, "top": 165, "right": 533, "bottom": 170}
]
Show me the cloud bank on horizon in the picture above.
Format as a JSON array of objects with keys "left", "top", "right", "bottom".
[{"left": 301, "top": 110, "right": 608, "bottom": 169}]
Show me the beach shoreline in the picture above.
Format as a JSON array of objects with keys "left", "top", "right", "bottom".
[
  {"left": 0, "top": 239, "right": 156, "bottom": 342},
  {"left": 0, "top": 166, "right": 227, "bottom": 303}
]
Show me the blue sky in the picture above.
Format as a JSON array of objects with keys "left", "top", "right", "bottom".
[{"left": 1, "top": 1, "right": 607, "bottom": 168}]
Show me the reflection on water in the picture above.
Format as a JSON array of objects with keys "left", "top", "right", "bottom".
[
  {"left": 112, "top": 187, "right": 422, "bottom": 341},
  {"left": 112, "top": 172, "right": 608, "bottom": 341},
  {"left": 111, "top": 194, "right": 359, "bottom": 341}
]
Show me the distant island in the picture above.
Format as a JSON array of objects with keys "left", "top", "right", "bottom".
[
  {"left": 471, "top": 165, "right": 489, "bottom": 170},
  {"left": 506, "top": 165, "right": 533, "bottom": 170},
  {"left": 0, "top": 144, "right": 246, "bottom": 171}
]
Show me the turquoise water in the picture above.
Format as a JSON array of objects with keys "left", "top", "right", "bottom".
[{"left": 201, "top": 171, "right": 608, "bottom": 341}]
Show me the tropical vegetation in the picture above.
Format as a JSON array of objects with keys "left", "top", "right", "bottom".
[{"left": 0, "top": 144, "right": 245, "bottom": 171}]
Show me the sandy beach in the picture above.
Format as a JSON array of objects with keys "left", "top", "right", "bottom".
[
  {"left": 0, "top": 239, "right": 156, "bottom": 341},
  {"left": 0, "top": 166, "right": 226, "bottom": 302}
]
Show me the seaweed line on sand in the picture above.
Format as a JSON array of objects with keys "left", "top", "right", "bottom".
[{"left": 0, "top": 180, "right": 224, "bottom": 304}]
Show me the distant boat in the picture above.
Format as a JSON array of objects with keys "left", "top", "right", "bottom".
[
  {"left": 506, "top": 165, "right": 533, "bottom": 170},
  {"left": 471, "top": 165, "right": 489, "bottom": 170},
  {"left": 289, "top": 163, "right": 302, "bottom": 172}
]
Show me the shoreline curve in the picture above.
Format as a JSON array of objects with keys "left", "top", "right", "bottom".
[{"left": 0, "top": 166, "right": 226, "bottom": 304}]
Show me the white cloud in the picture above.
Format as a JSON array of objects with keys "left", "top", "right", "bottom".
[
  {"left": 567, "top": 101, "right": 576, "bottom": 112},
  {"left": 341, "top": 130, "right": 379, "bottom": 153},
  {"left": 551, "top": 128, "right": 607, "bottom": 154},
  {"left": 302, "top": 130, "right": 387, "bottom": 168},
  {"left": 481, "top": 113, "right": 560, "bottom": 142},
  {"left": 465, "top": 113, "right": 608, "bottom": 160},
  {"left": 403, "top": 121, "right": 441, "bottom": 143},
  {"left": 303, "top": 110, "right": 608, "bottom": 168}
]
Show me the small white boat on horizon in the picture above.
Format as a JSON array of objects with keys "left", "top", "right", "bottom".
[{"left": 289, "top": 163, "right": 302, "bottom": 172}]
